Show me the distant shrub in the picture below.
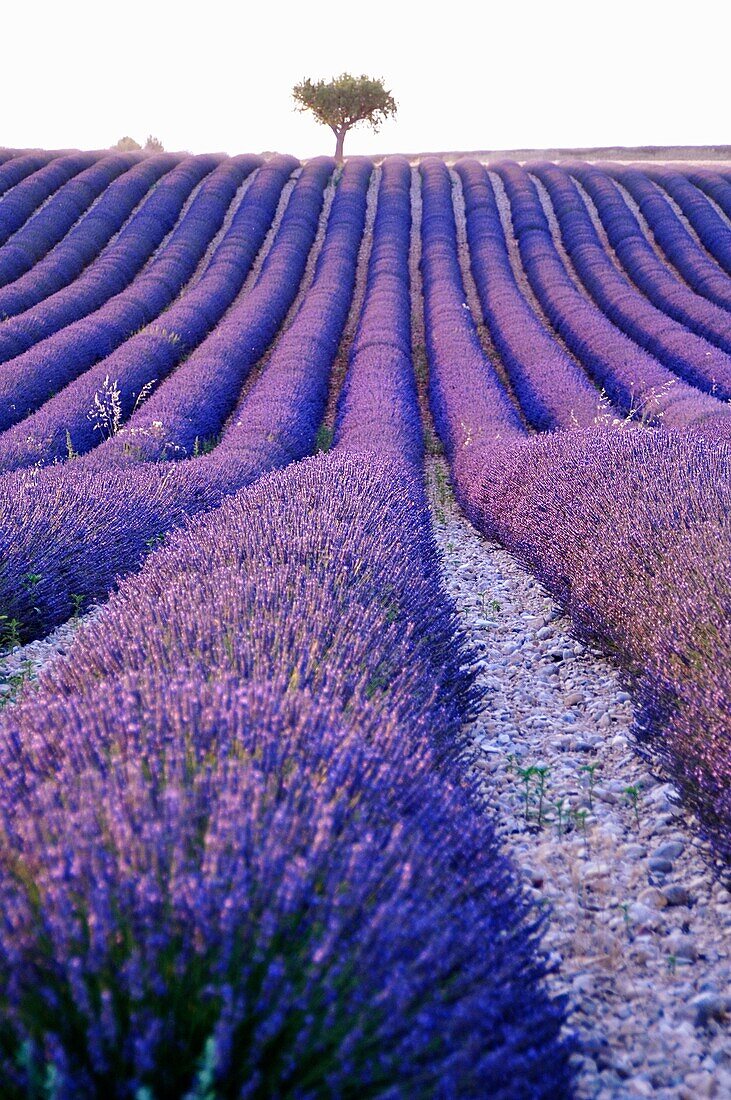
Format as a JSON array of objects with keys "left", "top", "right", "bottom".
[{"left": 111, "top": 135, "right": 141, "bottom": 152}]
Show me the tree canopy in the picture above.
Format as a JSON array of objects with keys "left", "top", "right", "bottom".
[
  {"left": 292, "top": 73, "right": 397, "bottom": 161},
  {"left": 112, "top": 136, "right": 141, "bottom": 152}
]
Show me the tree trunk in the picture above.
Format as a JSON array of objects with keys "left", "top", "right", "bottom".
[{"left": 334, "top": 129, "right": 346, "bottom": 164}]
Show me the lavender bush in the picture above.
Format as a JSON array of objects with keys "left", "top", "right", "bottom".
[
  {"left": 0, "top": 155, "right": 293, "bottom": 471},
  {"left": 532, "top": 162, "right": 731, "bottom": 398},
  {"left": 0, "top": 453, "right": 572, "bottom": 1096},
  {"left": 0, "top": 153, "right": 139, "bottom": 286},
  {"left": 606, "top": 163, "right": 731, "bottom": 310},
  {"left": 0, "top": 154, "right": 179, "bottom": 318},
  {"left": 0, "top": 155, "right": 221, "bottom": 374},
  {"left": 568, "top": 161, "right": 731, "bottom": 357},
  {"left": 456, "top": 427, "right": 731, "bottom": 864},
  {"left": 0, "top": 151, "right": 100, "bottom": 246}
]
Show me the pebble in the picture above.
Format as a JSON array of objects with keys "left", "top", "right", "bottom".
[
  {"left": 428, "top": 454, "right": 731, "bottom": 1100},
  {"left": 594, "top": 786, "right": 620, "bottom": 805},
  {"left": 629, "top": 902, "right": 663, "bottom": 931},
  {"left": 668, "top": 933, "right": 698, "bottom": 961},
  {"left": 691, "top": 993, "right": 729, "bottom": 1027},
  {"left": 638, "top": 887, "right": 667, "bottom": 909},
  {"left": 565, "top": 691, "right": 585, "bottom": 706},
  {"left": 654, "top": 841, "right": 685, "bottom": 861},
  {"left": 663, "top": 885, "right": 692, "bottom": 907}
]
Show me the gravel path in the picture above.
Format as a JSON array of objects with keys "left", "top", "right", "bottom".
[
  {"left": 427, "top": 459, "right": 731, "bottom": 1099},
  {"left": 0, "top": 614, "right": 87, "bottom": 706}
]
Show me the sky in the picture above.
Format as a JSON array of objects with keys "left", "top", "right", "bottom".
[{"left": 1, "top": 0, "right": 727, "bottom": 158}]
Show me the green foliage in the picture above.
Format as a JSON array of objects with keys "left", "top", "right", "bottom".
[
  {"left": 292, "top": 73, "right": 396, "bottom": 160},
  {"left": 554, "top": 798, "right": 567, "bottom": 839},
  {"left": 515, "top": 764, "right": 551, "bottom": 828},
  {"left": 480, "top": 594, "right": 501, "bottom": 617},
  {"left": 581, "top": 762, "right": 599, "bottom": 810},
  {"left": 0, "top": 616, "right": 22, "bottom": 651},
  {"left": 314, "top": 423, "right": 333, "bottom": 453},
  {"left": 192, "top": 434, "right": 218, "bottom": 457}
]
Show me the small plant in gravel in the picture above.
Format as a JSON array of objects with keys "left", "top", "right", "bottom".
[
  {"left": 516, "top": 764, "right": 551, "bottom": 827},
  {"left": 433, "top": 465, "right": 451, "bottom": 509},
  {"left": 624, "top": 784, "right": 642, "bottom": 827},
  {"left": 573, "top": 808, "right": 590, "bottom": 848},
  {"left": 424, "top": 429, "right": 444, "bottom": 457},
  {"left": 554, "top": 797, "right": 568, "bottom": 839},
  {"left": 480, "top": 593, "right": 501, "bottom": 617},
  {"left": 581, "top": 762, "right": 600, "bottom": 809},
  {"left": 413, "top": 344, "right": 428, "bottom": 386},
  {"left": 517, "top": 765, "right": 539, "bottom": 822},
  {"left": 620, "top": 901, "right": 634, "bottom": 942},
  {"left": 535, "top": 766, "right": 550, "bottom": 827},
  {"left": 0, "top": 659, "right": 34, "bottom": 708}
]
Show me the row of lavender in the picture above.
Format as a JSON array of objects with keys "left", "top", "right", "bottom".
[
  {"left": 0, "top": 155, "right": 180, "bottom": 317},
  {"left": 0, "top": 156, "right": 572, "bottom": 1095},
  {"left": 0, "top": 154, "right": 304, "bottom": 469},
  {"left": 0, "top": 155, "right": 271, "bottom": 430},
  {"left": 420, "top": 156, "right": 731, "bottom": 864},
  {"left": 489, "top": 160, "right": 731, "bottom": 428},
  {"left": 531, "top": 162, "right": 731, "bottom": 397},
  {"left": 1, "top": 149, "right": 730, "bottom": 461},
  {"left": 2, "top": 147, "right": 731, "bottom": 854},
  {"left": 0, "top": 141, "right": 730, "bottom": 1087},
  {"left": 0, "top": 154, "right": 357, "bottom": 636}
]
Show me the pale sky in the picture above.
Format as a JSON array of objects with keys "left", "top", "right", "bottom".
[{"left": 2, "top": 0, "right": 727, "bottom": 158}]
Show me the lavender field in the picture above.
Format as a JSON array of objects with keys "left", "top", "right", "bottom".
[{"left": 0, "top": 146, "right": 729, "bottom": 1097}]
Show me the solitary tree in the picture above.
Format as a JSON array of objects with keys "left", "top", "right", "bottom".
[
  {"left": 144, "top": 135, "right": 165, "bottom": 152},
  {"left": 292, "top": 73, "right": 396, "bottom": 162}
]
